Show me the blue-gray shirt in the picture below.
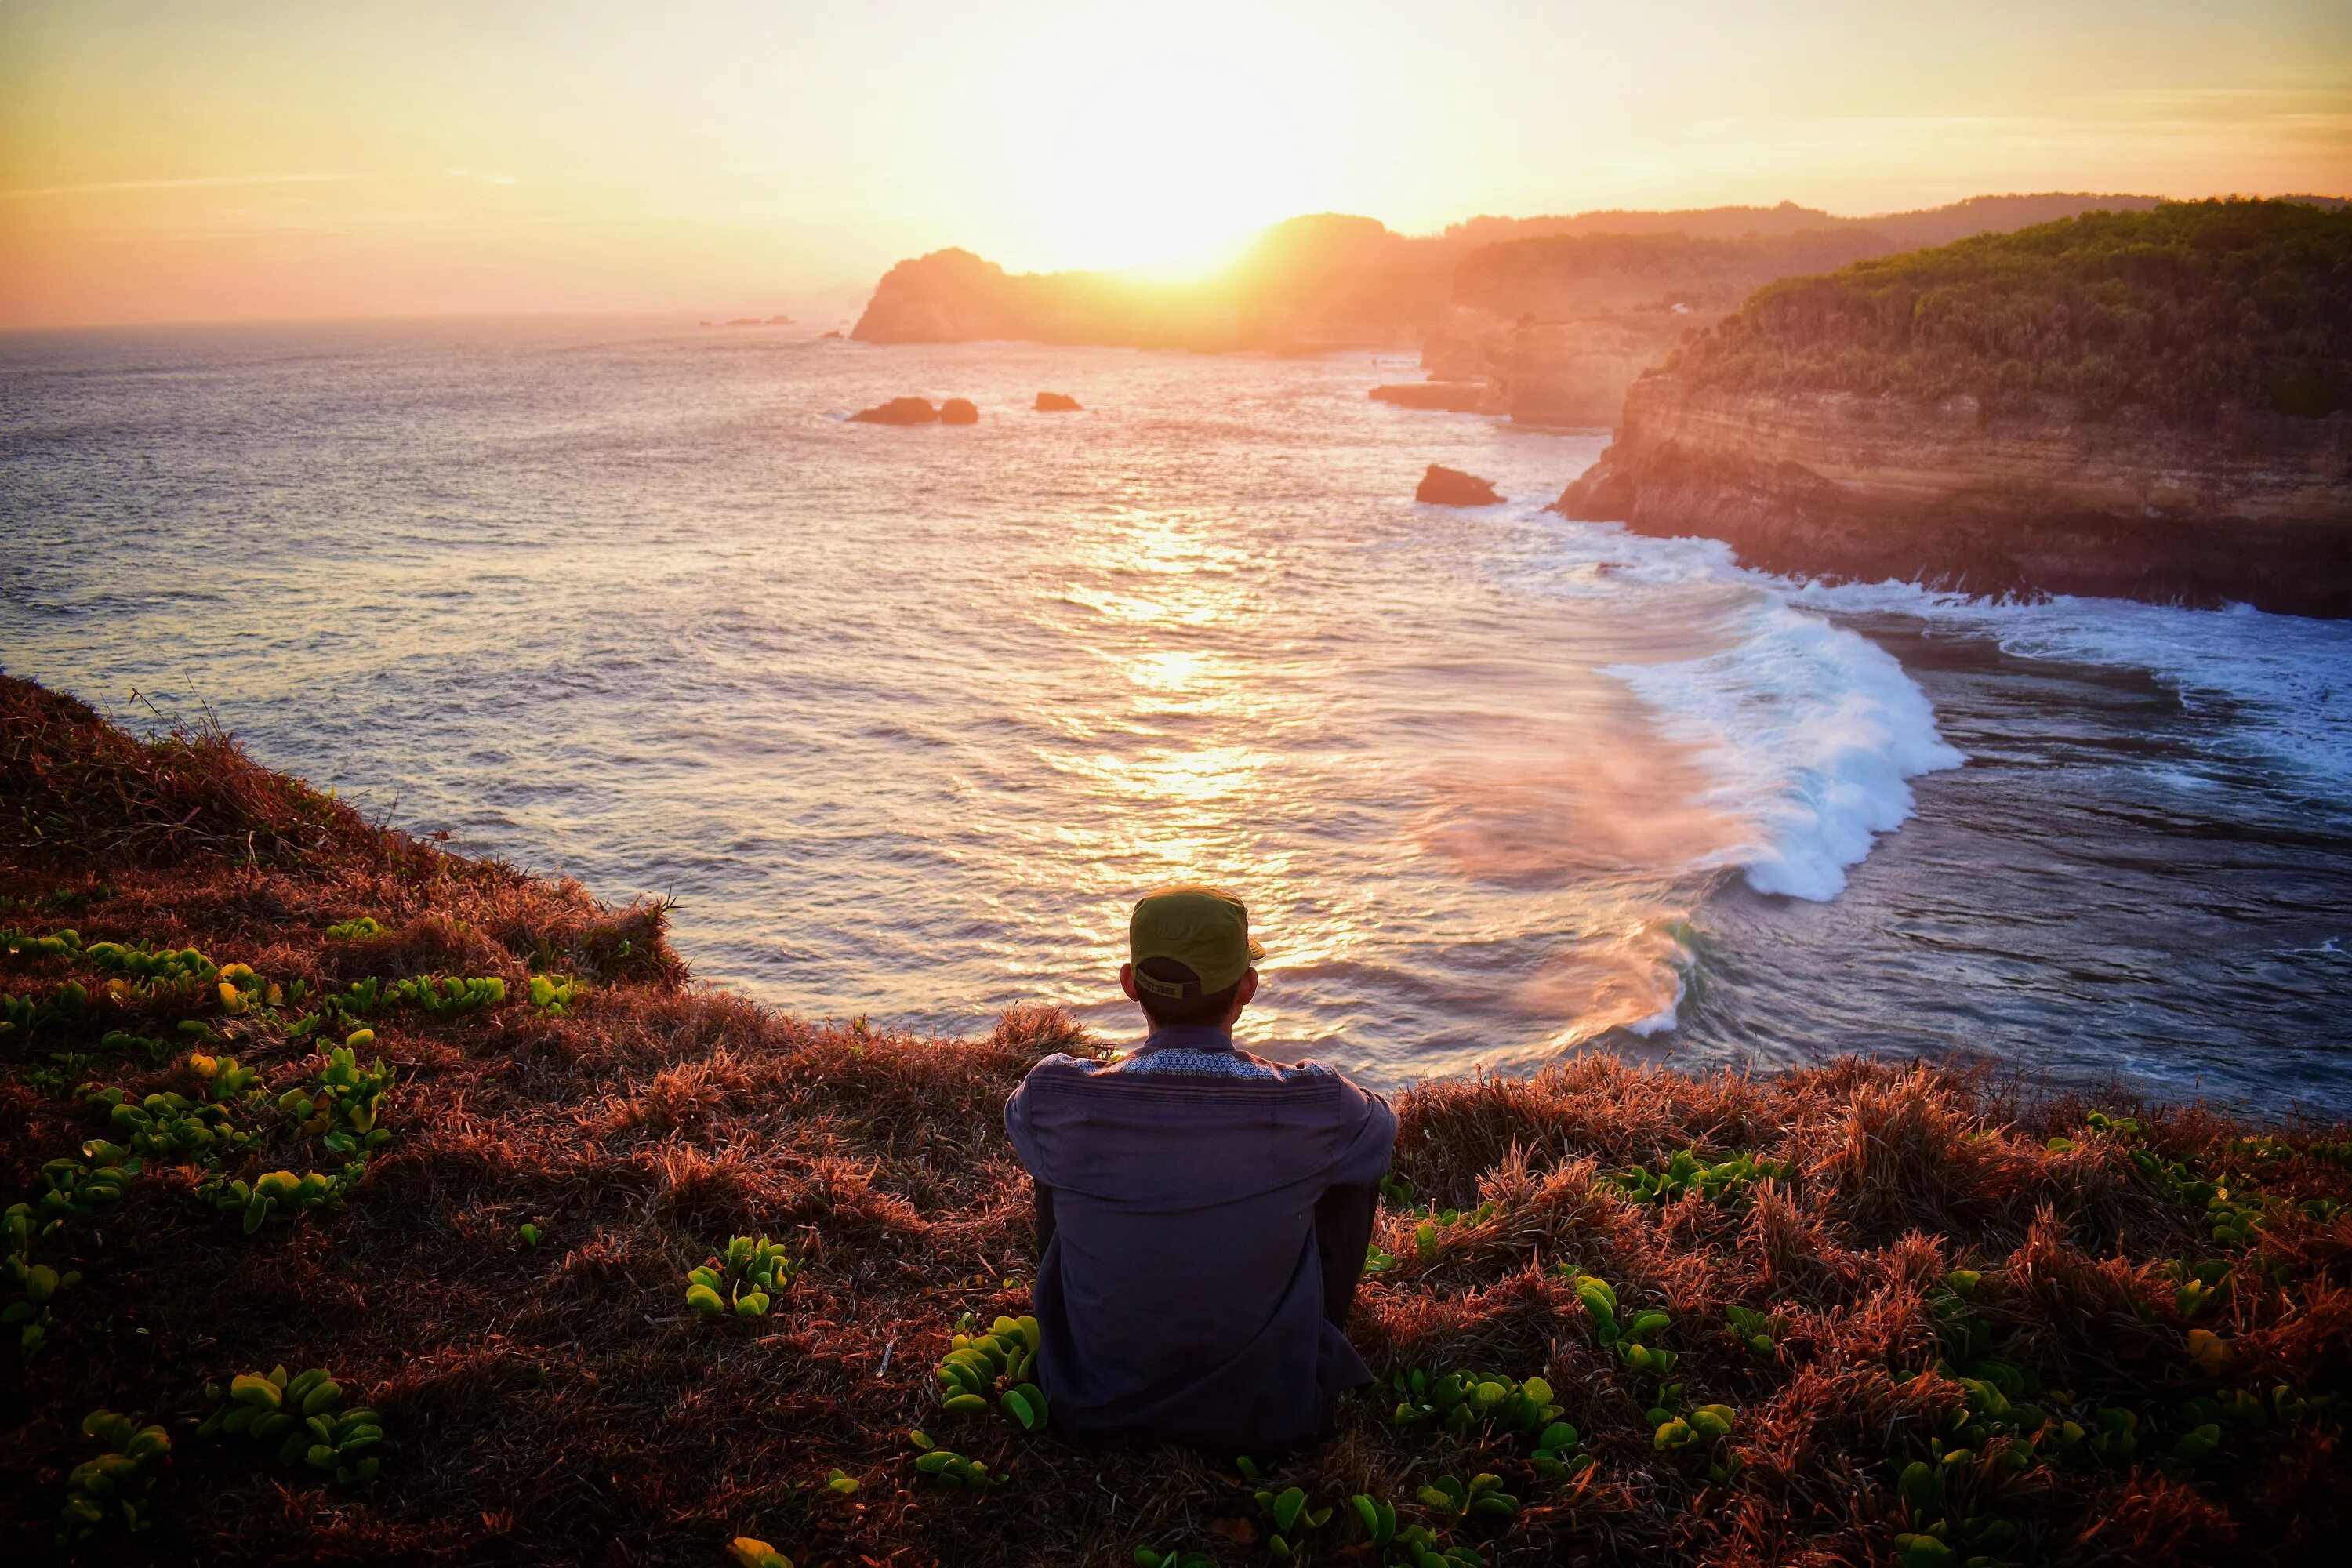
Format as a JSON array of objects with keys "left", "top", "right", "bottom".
[{"left": 1004, "top": 1025, "right": 1397, "bottom": 1451}]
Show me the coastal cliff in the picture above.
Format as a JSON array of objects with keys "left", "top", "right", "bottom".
[
  {"left": 1557, "top": 200, "right": 2352, "bottom": 614},
  {"left": 1557, "top": 379, "right": 2352, "bottom": 612}
]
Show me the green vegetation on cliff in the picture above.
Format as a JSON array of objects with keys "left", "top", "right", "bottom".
[
  {"left": 3, "top": 674, "right": 2350, "bottom": 1564},
  {"left": 1665, "top": 199, "right": 2352, "bottom": 422}
]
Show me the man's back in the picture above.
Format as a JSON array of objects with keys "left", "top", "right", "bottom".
[{"left": 1005, "top": 1024, "right": 1396, "bottom": 1453}]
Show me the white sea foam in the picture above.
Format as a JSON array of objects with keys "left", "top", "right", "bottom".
[
  {"left": 1786, "top": 579, "right": 2352, "bottom": 801},
  {"left": 1601, "top": 575, "right": 1965, "bottom": 901}
]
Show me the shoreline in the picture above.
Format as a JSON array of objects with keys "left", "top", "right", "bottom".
[{"left": 4, "top": 673, "right": 2349, "bottom": 1563}]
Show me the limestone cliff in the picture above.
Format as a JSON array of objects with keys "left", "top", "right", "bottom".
[{"left": 1555, "top": 378, "right": 2352, "bottom": 616}]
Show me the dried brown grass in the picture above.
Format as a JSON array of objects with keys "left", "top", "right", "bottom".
[{"left": 3, "top": 674, "right": 2349, "bottom": 1566}]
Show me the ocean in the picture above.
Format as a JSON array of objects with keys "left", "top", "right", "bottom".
[{"left": 4, "top": 317, "right": 2349, "bottom": 1112}]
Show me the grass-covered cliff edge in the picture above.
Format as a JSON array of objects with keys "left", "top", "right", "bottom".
[
  {"left": 1556, "top": 200, "right": 2352, "bottom": 617},
  {"left": 3, "top": 672, "right": 2348, "bottom": 1566}
]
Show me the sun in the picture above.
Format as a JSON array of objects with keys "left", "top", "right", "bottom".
[{"left": 1066, "top": 93, "right": 1289, "bottom": 278}]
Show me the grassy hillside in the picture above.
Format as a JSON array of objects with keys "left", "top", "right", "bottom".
[
  {"left": 3, "top": 672, "right": 2349, "bottom": 1566},
  {"left": 1663, "top": 199, "right": 2352, "bottom": 423}
]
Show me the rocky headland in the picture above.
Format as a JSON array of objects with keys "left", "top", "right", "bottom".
[
  {"left": 851, "top": 196, "right": 2164, "bottom": 368},
  {"left": 1557, "top": 201, "right": 2352, "bottom": 615}
]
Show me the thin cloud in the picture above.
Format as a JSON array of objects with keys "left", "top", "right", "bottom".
[
  {"left": 1, "top": 172, "right": 358, "bottom": 201},
  {"left": 443, "top": 168, "right": 521, "bottom": 186}
]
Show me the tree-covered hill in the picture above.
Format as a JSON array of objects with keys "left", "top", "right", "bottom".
[{"left": 1664, "top": 200, "right": 2352, "bottom": 423}]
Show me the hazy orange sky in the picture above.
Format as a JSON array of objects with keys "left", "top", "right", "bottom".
[{"left": 3, "top": 0, "right": 2347, "bottom": 329}]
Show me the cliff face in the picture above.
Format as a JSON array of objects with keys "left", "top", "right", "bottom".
[{"left": 1555, "top": 378, "right": 2352, "bottom": 615}]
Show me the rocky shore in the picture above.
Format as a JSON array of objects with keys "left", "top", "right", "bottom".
[{"left": 1555, "top": 379, "right": 2352, "bottom": 615}]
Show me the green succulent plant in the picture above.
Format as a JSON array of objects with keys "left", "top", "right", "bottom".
[
  {"left": 1415, "top": 1472, "right": 1517, "bottom": 1527},
  {"left": 324, "top": 916, "right": 388, "bottom": 941},
  {"left": 686, "top": 1234, "right": 803, "bottom": 1319},
  {"left": 276, "top": 1034, "right": 396, "bottom": 1156},
  {"left": 528, "top": 974, "right": 582, "bottom": 1018},
  {"left": 1133, "top": 1546, "right": 1214, "bottom": 1568},
  {"left": 728, "top": 1537, "right": 794, "bottom": 1568},
  {"left": 2, "top": 925, "right": 85, "bottom": 961},
  {"left": 1530, "top": 1418, "right": 1587, "bottom": 1482},
  {"left": 906, "top": 1428, "right": 997, "bottom": 1488},
  {"left": 81, "top": 937, "right": 217, "bottom": 994},
  {"left": 198, "top": 1163, "right": 365, "bottom": 1232},
  {"left": 59, "top": 1408, "right": 169, "bottom": 1542},
  {"left": 1610, "top": 1147, "right": 1794, "bottom": 1209},
  {"left": 93, "top": 1084, "right": 256, "bottom": 1166},
  {"left": 4, "top": 1202, "right": 82, "bottom": 1357},
  {"left": 1725, "top": 1303, "right": 1787, "bottom": 1360},
  {"left": 935, "top": 1312, "right": 1047, "bottom": 1429},
  {"left": 1377, "top": 1172, "right": 1417, "bottom": 1206},
  {"left": 392, "top": 973, "right": 507, "bottom": 1017},
  {"left": 198, "top": 1364, "right": 383, "bottom": 1484},
  {"left": 1389, "top": 1366, "right": 1563, "bottom": 1436},
  {"left": 1254, "top": 1483, "right": 1334, "bottom": 1559},
  {"left": 27, "top": 1147, "right": 142, "bottom": 1235}
]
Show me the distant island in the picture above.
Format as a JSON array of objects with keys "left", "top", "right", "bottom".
[
  {"left": 851, "top": 195, "right": 2169, "bottom": 424},
  {"left": 1555, "top": 200, "right": 2352, "bottom": 616}
]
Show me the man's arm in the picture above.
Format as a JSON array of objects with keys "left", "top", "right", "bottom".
[
  {"left": 1031, "top": 1178, "right": 1057, "bottom": 1262},
  {"left": 1312, "top": 1181, "right": 1377, "bottom": 1330}
]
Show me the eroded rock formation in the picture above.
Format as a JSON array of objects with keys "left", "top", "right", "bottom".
[{"left": 1555, "top": 379, "right": 2352, "bottom": 615}]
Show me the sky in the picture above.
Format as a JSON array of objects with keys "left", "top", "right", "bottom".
[{"left": 2, "top": 0, "right": 2347, "bottom": 328}]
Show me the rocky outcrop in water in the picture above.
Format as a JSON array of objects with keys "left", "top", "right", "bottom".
[
  {"left": 1035, "top": 392, "right": 1082, "bottom": 412},
  {"left": 1417, "top": 465, "right": 1503, "bottom": 506},
  {"left": 849, "top": 397, "right": 939, "bottom": 425},
  {"left": 1555, "top": 379, "right": 2352, "bottom": 615},
  {"left": 938, "top": 398, "right": 979, "bottom": 426}
]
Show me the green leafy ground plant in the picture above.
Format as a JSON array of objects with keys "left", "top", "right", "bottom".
[
  {"left": 392, "top": 974, "right": 506, "bottom": 1016},
  {"left": 935, "top": 1312, "right": 1047, "bottom": 1430},
  {"left": 1610, "top": 1147, "right": 1794, "bottom": 1209},
  {"left": 1254, "top": 1483, "right": 1334, "bottom": 1560},
  {"left": 906, "top": 1428, "right": 998, "bottom": 1489},
  {"left": 528, "top": 975, "right": 582, "bottom": 1018},
  {"left": 686, "top": 1234, "right": 803, "bottom": 1319},
  {"left": 198, "top": 1364, "right": 383, "bottom": 1483},
  {"left": 1417, "top": 1472, "right": 1518, "bottom": 1527},
  {"left": 1349, "top": 1495, "right": 1487, "bottom": 1566},
  {"left": 60, "top": 1409, "right": 169, "bottom": 1542},
  {"left": 5, "top": 1201, "right": 80, "bottom": 1356},
  {"left": 1388, "top": 1367, "right": 1562, "bottom": 1436}
]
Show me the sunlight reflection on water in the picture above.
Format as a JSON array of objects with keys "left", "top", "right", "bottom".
[{"left": 7, "top": 319, "right": 2350, "bottom": 1110}]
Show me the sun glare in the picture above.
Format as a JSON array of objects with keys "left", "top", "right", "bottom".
[{"left": 1066, "top": 94, "right": 1288, "bottom": 278}]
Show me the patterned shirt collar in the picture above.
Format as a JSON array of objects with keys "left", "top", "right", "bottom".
[{"left": 1135, "top": 1023, "right": 1235, "bottom": 1055}]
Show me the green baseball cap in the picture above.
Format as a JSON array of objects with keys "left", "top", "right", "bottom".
[{"left": 1128, "top": 884, "right": 1265, "bottom": 1000}]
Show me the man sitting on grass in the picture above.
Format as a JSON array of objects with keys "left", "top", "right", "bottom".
[{"left": 1005, "top": 884, "right": 1397, "bottom": 1453}]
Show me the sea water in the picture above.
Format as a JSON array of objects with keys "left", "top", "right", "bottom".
[{"left": 4, "top": 319, "right": 2348, "bottom": 1112}]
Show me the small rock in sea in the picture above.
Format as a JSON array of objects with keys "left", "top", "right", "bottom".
[
  {"left": 849, "top": 397, "right": 940, "bottom": 425},
  {"left": 1415, "top": 464, "right": 1502, "bottom": 506},
  {"left": 1034, "top": 391, "right": 1082, "bottom": 412},
  {"left": 939, "top": 398, "right": 980, "bottom": 426}
]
